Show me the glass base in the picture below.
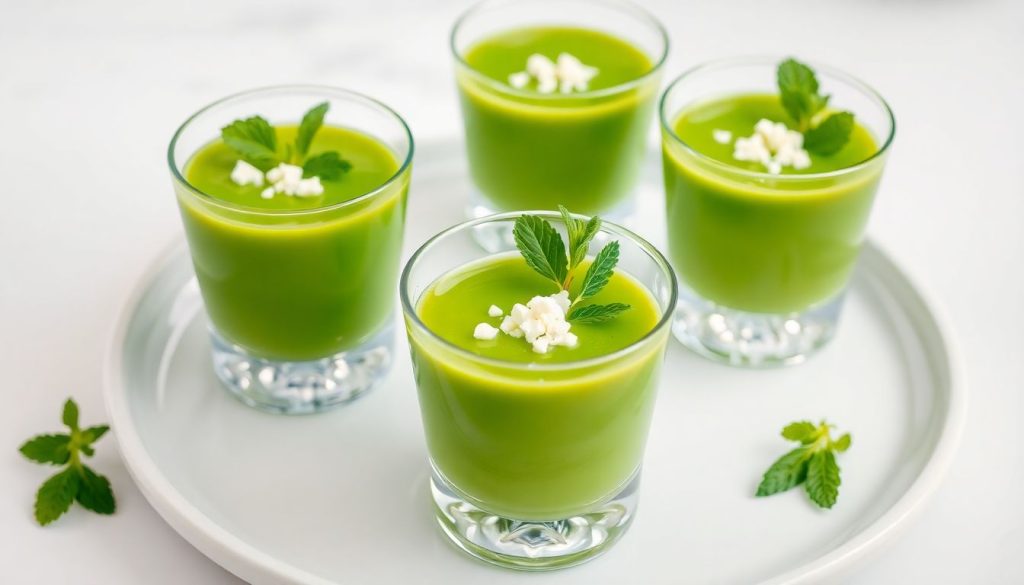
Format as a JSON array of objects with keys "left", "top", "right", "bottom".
[
  {"left": 209, "top": 322, "right": 393, "bottom": 414},
  {"left": 465, "top": 189, "right": 635, "bottom": 253},
  {"left": 672, "top": 284, "right": 843, "bottom": 367},
  {"left": 430, "top": 465, "right": 639, "bottom": 571}
]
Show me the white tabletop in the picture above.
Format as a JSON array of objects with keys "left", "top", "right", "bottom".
[{"left": 1, "top": 0, "right": 1021, "bottom": 582}]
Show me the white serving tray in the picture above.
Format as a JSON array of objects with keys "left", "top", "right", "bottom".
[{"left": 104, "top": 142, "right": 965, "bottom": 585}]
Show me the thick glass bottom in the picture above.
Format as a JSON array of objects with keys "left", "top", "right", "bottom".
[
  {"left": 430, "top": 463, "right": 639, "bottom": 571},
  {"left": 466, "top": 189, "right": 635, "bottom": 253},
  {"left": 673, "top": 283, "right": 844, "bottom": 367},
  {"left": 209, "top": 321, "right": 393, "bottom": 414}
]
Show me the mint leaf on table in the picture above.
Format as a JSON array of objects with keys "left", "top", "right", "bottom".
[
  {"left": 755, "top": 420, "right": 851, "bottom": 509},
  {"left": 756, "top": 445, "right": 812, "bottom": 497},
  {"left": 513, "top": 214, "right": 569, "bottom": 287},
  {"left": 221, "top": 116, "right": 279, "bottom": 170},
  {"left": 805, "top": 450, "right": 841, "bottom": 509},
  {"left": 295, "top": 101, "right": 329, "bottom": 159},
  {"left": 776, "top": 58, "right": 856, "bottom": 156},
  {"left": 19, "top": 435, "right": 71, "bottom": 465},
  {"left": 567, "top": 302, "right": 631, "bottom": 324},
  {"left": 803, "top": 112, "right": 855, "bottom": 156},
  {"left": 302, "top": 151, "right": 352, "bottom": 180},
  {"left": 19, "top": 398, "right": 116, "bottom": 525}
]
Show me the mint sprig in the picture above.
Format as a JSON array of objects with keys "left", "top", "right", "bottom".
[
  {"left": 220, "top": 102, "right": 351, "bottom": 181},
  {"left": 777, "top": 58, "right": 855, "bottom": 156},
  {"left": 755, "top": 420, "right": 851, "bottom": 509},
  {"left": 19, "top": 398, "right": 116, "bottom": 525},
  {"left": 512, "top": 206, "right": 631, "bottom": 323}
]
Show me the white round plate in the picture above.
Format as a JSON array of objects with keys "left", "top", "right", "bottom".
[{"left": 105, "top": 143, "right": 965, "bottom": 585}]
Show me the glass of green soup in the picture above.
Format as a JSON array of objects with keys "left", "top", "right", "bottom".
[
  {"left": 660, "top": 58, "right": 895, "bottom": 366},
  {"left": 451, "top": 0, "right": 668, "bottom": 242},
  {"left": 168, "top": 86, "right": 413, "bottom": 414},
  {"left": 401, "top": 212, "right": 676, "bottom": 570}
]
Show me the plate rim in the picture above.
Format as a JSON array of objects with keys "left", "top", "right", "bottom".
[{"left": 103, "top": 230, "right": 966, "bottom": 585}]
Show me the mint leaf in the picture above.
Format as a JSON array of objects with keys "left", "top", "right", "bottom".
[
  {"left": 833, "top": 433, "right": 852, "bottom": 452},
  {"left": 513, "top": 215, "right": 568, "bottom": 287},
  {"left": 21, "top": 398, "right": 115, "bottom": 525},
  {"left": 302, "top": 151, "right": 351, "bottom": 181},
  {"left": 35, "top": 467, "right": 80, "bottom": 526},
  {"left": 568, "top": 302, "right": 631, "bottom": 324},
  {"left": 75, "top": 465, "right": 116, "bottom": 515},
  {"left": 61, "top": 399, "right": 79, "bottom": 432},
  {"left": 756, "top": 420, "right": 851, "bottom": 509},
  {"left": 295, "top": 102, "right": 329, "bottom": 159},
  {"left": 80, "top": 425, "right": 109, "bottom": 446},
  {"left": 777, "top": 58, "right": 826, "bottom": 129},
  {"left": 803, "top": 112, "right": 855, "bottom": 156},
  {"left": 756, "top": 446, "right": 812, "bottom": 497},
  {"left": 781, "top": 421, "right": 817, "bottom": 444},
  {"left": 805, "top": 449, "right": 841, "bottom": 508},
  {"left": 577, "top": 240, "right": 619, "bottom": 300},
  {"left": 19, "top": 434, "right": 71, "bottom": 465},
  {"left": 221, "top": 116, "right": 279, "bottom": 170},
  {"left": 559, "top": 205, "right": 601, "bottom": 275}
]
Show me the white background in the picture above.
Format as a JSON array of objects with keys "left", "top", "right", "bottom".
[{"left": 1, "top": 0, "right": 1021, "bottom": 583}]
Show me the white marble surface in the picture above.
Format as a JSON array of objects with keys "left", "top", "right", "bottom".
[{"left": 1, "top": 0, "right": 1021, "bottom": 582}]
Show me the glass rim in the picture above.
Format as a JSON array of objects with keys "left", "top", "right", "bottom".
[
  {"left": 449, "top": 0, "right": 669, "bottom": 101},
  {"left": 659, "top": 56, "right": 897, "bottom": 181},
  {"left": 399, "top": 210, "right": 678, "bottom": 371},
  {"left": 167, "top": 84, "right": 414, "bottom": 218}
]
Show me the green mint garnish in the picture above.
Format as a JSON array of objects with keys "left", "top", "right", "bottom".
[
  {"left": 777, "top": 58, "right": 855, "bottom": 156},
  {"left": 19, "top": 398, "right": 116, "bottom": 525},
  {"left": 567, "top": 302, "right": 631, "bottom": 323},
  {"left": 302, "top": 151, "right": 352, "bottom": 180},
  {"left": 755, "top": 420, "right": 851, "bottom": 509},
  {"left": 221, "top": 116, "right": 278, "bottom": 170},
  {"left": 512, "top": 206, "right": 631, "bottom": 323},
  {"left": 220, "top": 102, "right": 351, "bottom": 180}
]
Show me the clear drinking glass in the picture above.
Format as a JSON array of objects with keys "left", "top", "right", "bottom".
[
  {"left": 660, "top": 58, "right": 895, "bottom": 366},
  {"left": 451, "top": 0, "right": 668, "bottom": 238},
  {"left": 168, "top": 86, "right": 413, "bottom": 413},
  {"left": 400, "top": 212, "right": 676, "bottom": 570}
]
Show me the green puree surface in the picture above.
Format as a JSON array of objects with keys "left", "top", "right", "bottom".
[
  {"left": 458, "top": 26, "right": 659, "bottom": 214},
  {"left": 465, "top": 26, "right": 652, "bottom": 92},
  {"left": 186, "top": 124, "right": 398, "bottom": 211},
  {"left": 674, "top": 93, "right": 877, "bottom": 174},
  {"left": 417, "top": 254, "right": 659, "bottom": 363},
  {"left": 663, "top": 93, "right": 884, "bottom": 313},
  {"left": 410, "top": 253, "right": 666, "bottom": 520},
  {"left": 178, "top": 124, "right": 408, "bottom": 361}
]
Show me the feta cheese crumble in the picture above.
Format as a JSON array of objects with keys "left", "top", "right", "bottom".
[
  {"left": 471, "top": 290, "right": 577, "bottom": 354},
  {"left": 732, "top": 119, "right": 811, "bottom": 174},
  {"left": 507, "top": 53, "right": 599, "bottom": 95},
  {"left": 712, "top": 129, "right": 733, "bottom": 145},
  {"left": 473, "top": 323, "right": 500, "bottom": 340},
  {"left": 230, "top": 160, "right": 326, "bottom": 199},
  {"left": 230, "top": 160, "right": 265, "bottom": 187}
]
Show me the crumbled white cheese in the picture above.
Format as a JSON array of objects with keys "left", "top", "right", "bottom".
[
  {"left": 712, "top": 129, "right": 733, "bottom": 145},
  {"left": 508, "top": 71, "right": 530, "bottom": 89},
  {"left": 492, "top": 290, "right": 577, "bottom": 354},
  {"left": 732, "top": 119, "right": 812, "bottom": 174},
  {"left": 230, "top": 160, "right": 265, "bottom": 187},
  {"left": 264, "top": 163, "right": 325, "bottom": 198},
  {"left": 507, "top": 52, "right": 599, "bottom": 95},
  {"left": 488, "top": 305, "right": 504, "bottom": 318},
  {"left": 473, "top": 323, "right": 500, "bottom": 340}
]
